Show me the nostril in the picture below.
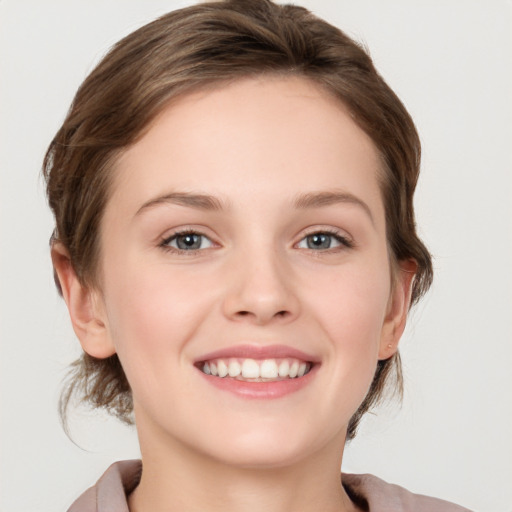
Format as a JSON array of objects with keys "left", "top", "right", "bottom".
[{"left": 234, "top": 310, "right": 289, "bottom": 320}]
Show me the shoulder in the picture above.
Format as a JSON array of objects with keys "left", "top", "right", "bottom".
[
  {"left": 67, "top": 460, "right": 142, "bottom": 512},
  {"left": 342, "top": 472, "right": 473, "bottom": 512}
]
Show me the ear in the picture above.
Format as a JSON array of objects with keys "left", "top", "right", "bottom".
[
  {"left": 378, "top": 259, "right": 417, "bottom": 360},
  {"left": 51, "top": 242, "right": 116, "bottom": 359}
]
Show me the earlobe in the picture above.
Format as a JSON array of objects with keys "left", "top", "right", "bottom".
[
  {"left": 51, "top": 242, "right": 116, "bottom": 359},
  {"left": 378, "top": 260, "right": 417, "bottom": 360}
]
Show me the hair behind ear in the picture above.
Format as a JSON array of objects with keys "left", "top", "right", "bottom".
[{"left": 59, "top": 353, "right": 133, "bottom": 435}]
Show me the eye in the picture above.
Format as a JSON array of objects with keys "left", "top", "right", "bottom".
[
  {"left": 162, "top": 231, "right": 214, "bottom": 252},
  {"left": 296, "top": 231, "right": 352, "bottom": 250}
]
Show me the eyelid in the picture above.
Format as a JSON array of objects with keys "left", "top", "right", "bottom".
[
  {"left": 157, "top": 225, "right": 354, "bottom": 254},
  {"left": 294, "top": 227, "right": 354, "bottom": 250},
  {"left": 159, "top": 227, "right": 219, "bottom": 253}
]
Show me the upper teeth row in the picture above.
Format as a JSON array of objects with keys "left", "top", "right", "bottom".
[{"left": 202, "top": 358, "right": 310, "bottom": 379}]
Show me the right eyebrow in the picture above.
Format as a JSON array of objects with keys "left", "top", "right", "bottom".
[
  {"left": 135, "top": 192, "right": 227, "bottom": 216},
  {"left": 293, "top": 190, "right": 375, "bottom": 226}
]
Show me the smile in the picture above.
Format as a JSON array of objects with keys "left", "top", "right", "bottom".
[
  {"left": 195, "top": 345, "right": 319, "bottom": 398},
  {"left": 199, "top": 357, "right": 312, "bottom": 381}
]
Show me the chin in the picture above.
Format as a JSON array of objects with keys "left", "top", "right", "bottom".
[
  {"left": 209, "top": 443, "right": 309, "bottom": 469},
  {"left": 193, "top": 420, "right": 335, "bottom": 469}
]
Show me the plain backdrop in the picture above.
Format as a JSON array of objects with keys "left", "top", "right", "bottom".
[{"left": 1, "top": 1, "right": 511, "bottom": 511}]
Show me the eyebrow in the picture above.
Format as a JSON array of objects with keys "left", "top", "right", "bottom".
[
  {"left": 136, "top": 192, "right": 227, "bottom": 216},
  {"left": 293, "top": 190, "right": 374, "bottom": 224},
  {"left": 135, "top": 189, "right": 374, "bottom": 223}
]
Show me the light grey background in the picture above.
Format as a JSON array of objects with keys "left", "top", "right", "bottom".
[{"left": 1, "top": 1, "right": 511, "bottom": 511}]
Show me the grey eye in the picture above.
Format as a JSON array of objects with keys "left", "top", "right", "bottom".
[
  {"left": 307, "top": 233, "right": 332, "bottom": 249},
  {"left": 167, "top": 233, "right": 213, "bottom": 251},
  {"left": 297, "top": 232, "right": 345, "bottom": 250}
]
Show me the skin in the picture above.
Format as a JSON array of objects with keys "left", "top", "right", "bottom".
[{"left": 53, "top": 76, "right": 415, "bottom": 512}]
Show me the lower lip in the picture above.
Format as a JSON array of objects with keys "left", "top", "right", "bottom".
[{"left": 197, "top": 365, "right": 318, "bottom": 399}]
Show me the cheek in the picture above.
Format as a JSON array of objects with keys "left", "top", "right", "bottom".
[
  {"left": 101, "top": 258, "right": 211, "bottom": 373},
  {"left": 309, "top": 258, "right": 390, "bottom": 341},
  {"left": 105, "top": 261, "right": 205, "bottom": 336},
  {"left": 306, "top": 261, "right": 391, "bottom": 385},
  {"left": 100, "top": 259, "right": 219, "bottom": 420}
]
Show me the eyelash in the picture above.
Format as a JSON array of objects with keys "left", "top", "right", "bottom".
[
  {"left": 159, "top": 229, "right": 214, "bottom": 254},
  {"left": 298, "top": 229, "right": 354, "bottom": 252},
  {"left": 159, "top": 228, "right": 354, "bottom": 254}
]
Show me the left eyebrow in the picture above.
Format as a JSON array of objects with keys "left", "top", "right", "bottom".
[
  {"left": 293, "top": 190, "right": 374, "bottom": 225},
  {"left": 135, "top": 192, "right": 227, "bottom": 216}
]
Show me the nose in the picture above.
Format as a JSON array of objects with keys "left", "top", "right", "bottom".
[{"left": 222, "top": 246, "right": 300, "bottom": 326}]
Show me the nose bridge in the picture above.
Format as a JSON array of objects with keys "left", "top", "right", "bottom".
[{"left": 222, "top": 236, "right": 299, "bottom": 325}]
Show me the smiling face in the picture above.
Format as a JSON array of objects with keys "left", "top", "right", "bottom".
[{"left": 61, "top": 76, "right": 412, "bottom": 468}]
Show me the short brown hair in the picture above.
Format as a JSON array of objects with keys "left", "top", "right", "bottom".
[{"left": 44, "top": 0, "right": 433, "bottom": 440}]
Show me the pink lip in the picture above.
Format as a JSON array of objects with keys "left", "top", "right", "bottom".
[
  {"left": 195, "top": 344, "right": 321, "bottom": 364},
  {"left": 195, "top": 344, "right": 320, "bottom": 400}
]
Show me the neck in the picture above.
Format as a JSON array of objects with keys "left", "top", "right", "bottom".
[{"left": 129, "top": 420, "right": 359, "bottom": 512}]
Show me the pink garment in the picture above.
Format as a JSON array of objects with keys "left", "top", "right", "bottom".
[{"left": 67, "top": 460, "right": 472, "bottom": 512}]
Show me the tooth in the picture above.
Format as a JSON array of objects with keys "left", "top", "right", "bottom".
[
  {"left": 278, "top": 360, "right": 290, "bottom": 378},
  {"left": 241, "top": 359, "right": 260, "bottom": 379},
  {"left": 260, "top": 359, "right": 278, "bottom": 379},
  {"left": 289, "top": 361, "right": 299, "bottom": 378},
  {"left": 228, "top": 360, "right": 241, "bottom": 377},
  {"left": 206, "top": 357, "right": 309, "bottom": 380},
  {"left": 217, "top": 360, "right": 228, "bottom": 378}
]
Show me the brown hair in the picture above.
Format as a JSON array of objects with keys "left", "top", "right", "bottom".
[{"left": 44, "top": 0, "right": 433, "bottom": 440}]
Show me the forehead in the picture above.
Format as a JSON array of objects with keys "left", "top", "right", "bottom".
[{"left": 108, "top": 75, "right": 384, "bottom": 221}]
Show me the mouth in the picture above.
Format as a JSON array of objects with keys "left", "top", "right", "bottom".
[
  {"left": 194, "top": 345, "right": 319, "bottom": 398},
  {"left": 196, "top": 357, "right": 313, "bottom": 382}
]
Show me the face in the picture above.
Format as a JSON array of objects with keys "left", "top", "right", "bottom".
[{"left": 75, "top": 76, "right": 410, "bottom": 468}]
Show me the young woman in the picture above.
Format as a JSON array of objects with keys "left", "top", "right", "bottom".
[{"left": 44, "top": 1, "right": 472, "bottom": 510}]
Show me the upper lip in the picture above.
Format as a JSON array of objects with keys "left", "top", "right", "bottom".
[{"left": 195, "top": 344, "right": 321, "bottom": 364}]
